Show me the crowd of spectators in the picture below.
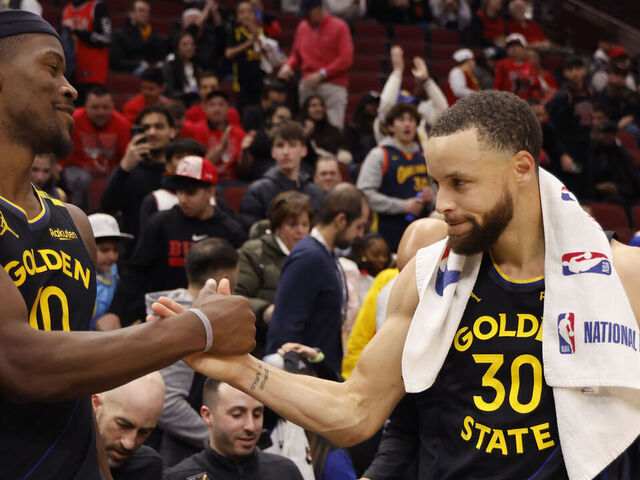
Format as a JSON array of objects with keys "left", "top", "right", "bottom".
[{"left": 9, "top": 0, "right": 640, "bottom": 476}]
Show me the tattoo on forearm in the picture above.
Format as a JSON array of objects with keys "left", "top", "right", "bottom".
[
  {"left": 250, "top": 364, "right": 263, "bottom": 391},
  {"left": 260, "top": 368, "right": 270, "bottom": 390}
]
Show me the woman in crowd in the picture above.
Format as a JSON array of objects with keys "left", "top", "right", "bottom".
[
  {"left": 346, "top": 91, "right": 380, "bottom": 165},
  {"left": 235, "top": 191, "right": 314, "bottom": 357},
  {"left": 301, "top": 95, "right": 351, "bottom": 173},
  {"left": 163, "top": 31, "right": 202, "bottom": 107}
]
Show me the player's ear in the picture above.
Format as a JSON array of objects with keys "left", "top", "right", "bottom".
[{"left": 512, "top": 150, "right": 536, "bottom": 186}]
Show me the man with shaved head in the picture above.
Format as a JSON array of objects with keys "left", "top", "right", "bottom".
[{"left": 93, "top": 372, "right": 166, "bottom": 479}]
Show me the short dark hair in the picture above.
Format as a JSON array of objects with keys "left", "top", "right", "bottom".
[
  {"left": 270, "top": 120, "right": 306, "bottom": 143},
  {"left": 129, "top": 0, "right": 149, "bottom": 11},
  {"left": 86, "top": 84, "right": 112, "bottom": 99},
  {"left": 197, "top": 70, "right": 219, "bottom": 85},
  {"left": 202, "top": 378, "right": 222, "bottom": 408},
  {"left": 268, "top": 191, "right": 314, "bottom": 231},
  {"left": 141, "top": 66, "right": 165, "bottom": 86},
  {"left": 165, "top": 100, "right": 186, "bottom": 121},
  {"left": 0, "top": 34, "right": 25, "bottom": 63},
  {"left": 172, "top": 176, "right": 212, "bottom": 193},
  {"left": 385, "top": 102, "right": 421, "bottom": 126},
  {"left": 206, "top": 89, "right": 229, "bottom": 103},
  {"left": 430, "top": 90, "right": 542, "bottom": 165},
  {"left": 166, "top": 138, "right": 206, "bottom": 159},
  {"left": 262, "top": 81, "right": 287, "bottom": 99},
  {"left": 316, "top": 183, "right": 366, "bottom": 226},
  {"left": 135, "top": 104, "right": 174, "bottom": 128},
  {"left": 186, "top": 237, "right": 239, "bottom": 287}
]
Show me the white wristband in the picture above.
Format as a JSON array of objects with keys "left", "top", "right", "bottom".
[{"left": 188, "top": 308, "right": 213, "bottom": 352}]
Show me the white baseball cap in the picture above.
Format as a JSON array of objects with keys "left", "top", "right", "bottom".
[
  {"left": 453, "top": 48, "right": 474, "bottom": 63},
  {"left": 88, "top": 213, "right": 134, "bottom": 239},
  {"left": 505, "top": 33, "right": 527, "bottom": 47}
]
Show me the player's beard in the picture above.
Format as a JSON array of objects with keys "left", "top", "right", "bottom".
[
  {"left": 7, "top": 108, "right": 73, "bottom": 159},
  {"left": 447, "top": 186, "right": 514, "bottom": 256}
]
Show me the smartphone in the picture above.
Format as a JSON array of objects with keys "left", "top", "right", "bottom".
[{"left": 130, "top": 125, "right": 148, "bottom": 144}]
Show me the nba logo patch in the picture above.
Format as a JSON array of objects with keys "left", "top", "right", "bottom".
[
  {"left": 435, "top": 248, "right": 461, "bottom": 296},
  {"left": 561, "top": 186, "right": 576, "bottom": 202},
  {"left": 561, "top": 252, "right": 611, "bottom": 276},
  {"left": 558, "top": 313, "right": 576, "bottom": 354}
]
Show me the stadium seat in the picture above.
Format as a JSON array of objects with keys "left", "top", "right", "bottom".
[
  {"left": 151, "top": 1, "right": 184, "bottom": 17},
  {"left": 221, "top": 185, "right": 247, "bottom": 213},
  {"left": 428, "top": 43, "right": 459, "bottom": 60},
  {"left": 588, "top": 202, "right": 629, "bottom": 230},
  {"left": 353, "top": 38, "right": 387, "bottom": 56},
  {"left": 430, "top": 29, "right": 460, "bottom": 44},
  {"left": 106, "top": 72, "right": 140, "bottom": 95},
  {"left": 354, "top": 22, "right": 388, "bottom": 39},
  {"left": 393, "top": 25, "right": 425, "bottom": 42},
  {"left": 396, "top": 42, "right": 426, "bottom": 60},
  {"left": 278, "top": 14, "right": 301, "bottom": 31},
  {"left": 349, "top": 73, "right": 382, "bottom": 93},
  {"left": 632, "top": 205, "right": 640, "bottom": 230},
  {"left": 150, "top": 18, "right": 173, "bottom": 35},
  {"left": 352, "top": 56, "right": 383, "bottom": 73}
]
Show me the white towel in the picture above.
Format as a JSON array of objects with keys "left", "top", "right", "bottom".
[{"left": 402, "top": 168, "right": 640, "bottom": 480}]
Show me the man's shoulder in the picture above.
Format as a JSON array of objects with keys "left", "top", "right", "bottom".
[
  {"left": 257, "top": 450, "right": 303, "bottom": 476},
  {"left": 112, "top": 445, "right": 162, "bottom": 480},
  {"left": 162, "top": 452, "right": 209, "bottom": 480}
]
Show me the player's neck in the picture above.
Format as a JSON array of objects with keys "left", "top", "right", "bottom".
[
  {"left": 314, "top": 223, "right": 335, "bottom": 251},
  {"left": 0, "top": 143, "right": 41, "bottom": 213},
  {"left": 489, "top": 194, "right": 545, "bottom": 279}
]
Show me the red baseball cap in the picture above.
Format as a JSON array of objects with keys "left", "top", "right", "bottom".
[
  {"left": 609, "top": 45, "right": 628, "bottom": 59},
  {"left": 172, "top": 156, "right": 218, "bottom": 185}
]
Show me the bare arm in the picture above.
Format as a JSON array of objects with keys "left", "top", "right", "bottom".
[
  {"left": 612, "top": 240, "right": 640, "bottom": 327},
  {"left": 0, "top": 206, "right": 256, "bottom": 403},
  {"left": 186, "top": 257, "right": 420, "bottom": 446}
]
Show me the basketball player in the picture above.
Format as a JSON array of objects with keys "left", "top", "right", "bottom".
[
  {"left": 0, "top": 11, "right": 256, "bottom": 480},
  {"left": 155, "top": 91, "right": 640, "bottom": 478}
]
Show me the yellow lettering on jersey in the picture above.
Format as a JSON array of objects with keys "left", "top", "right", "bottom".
[
  {"left": 4, "top": 248, "right": 91, "bottom": 290},
  {"left": 498, "top": 313, "right": 516, "bottom": 337},
  {"left": 454, "top": 314, "right": 542, "bottom": 351},
  {"left": 507, "top": 428, "right": 528, "bottom": 454},
  {"left": 486, "top": 428, "right": 508, "bottom": 455},
  {"left": 470, "top": 292, "right": 482, "bottom": 303},
  {"left": 460, "top": 415, "right": 555, "bottom": 455},
  {"left": 530, "top": 422, "right": 555, "bottom": 450},
  {"left": 396, "top": 164, "right": 427, "bottom": 184},
  {"left": 540, "top": 291, "right": 545, "bottom": 301}
]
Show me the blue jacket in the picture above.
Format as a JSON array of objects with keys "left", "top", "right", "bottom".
[
  {"left": 266, "top": 236, "right": 343, "bottom": 373},
  {"left": 91, "top": 263, "right": 118, "bottom": 330}
]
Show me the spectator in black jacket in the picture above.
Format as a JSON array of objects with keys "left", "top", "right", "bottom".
[
  {"left": 100, "top": 104, "right": 176, "bottom": 251},
  {"left": 110, "top": 0, "right": 167, "bottom": 74},
  {"left": 239, "top": 121, "right": 325, "bottom": 232},
  {"left": 101, "top": 155, "right": 246, "bottom": 328},
  {"left": 163, "top": 378, "right": 303, "bottom": 480},
  {"left": 163, "top": 30, "right": 202, "bottom": 107}
]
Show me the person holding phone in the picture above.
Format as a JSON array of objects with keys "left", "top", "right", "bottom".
[{"left": 101, "top": 104, "right": 176, "bottom": 251}]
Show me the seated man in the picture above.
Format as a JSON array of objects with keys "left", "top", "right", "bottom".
[
  {"left": 506, "top": 0, "right": 550, "bottom": 51},
  {"left": 313, "top": 155, "right": 342, "bottom": 193},
  {"left": 60, "top": 85, "right": 130, "bottom": 210},
  {"left": 163, "top": 379, "right": 303, "bottom": 480},
  {"left": 123, "top": 67, "right": 171, "bottom": 123},
  {"left": 92, "top": 372, "right": 165, "bottom": 480},
  {"left": 147, "top": 238, "right": 240, "bottom": 468},
  {"left": 192, "top": 90, "right": 250, "bottom": 181},
  {"left": 109, "top": 0, "right": 167, "bottom": 74},
  {"left": 185, "top": 71, "right": 241, "bottom": 125},
  {"left": 103, "top": 155, "right": 245, "bottom": 327},
  {"left": 239, "top": 121, "right": 324, "bottom": 232}
]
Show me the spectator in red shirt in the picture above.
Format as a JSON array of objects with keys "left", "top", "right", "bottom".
[
  {"left": 527, "top": 49, "right": 558, "bottom": 100},
  {"left": 123, "top": 67, "right": 172, "bottom": 123},
  {"left": 277, "top": 0, "right": 353, "bottom": 130},
  {"left": 471, "top": 0, "right": 506, "bottom": 48},
  {"left": 185, "top": 71, "right": 241, "bottom": 125},
  {"left": 493, "top": 33, "right": 541, "bottom": 99},
  {"left": 506, "top": 0, "right": 550, "bottom": 51},
  {"left": 60, "top": 85, "right": 131, "bottom": 211},
  {"left": 193, "top": 90, "right": 252, "bottom": 181}
]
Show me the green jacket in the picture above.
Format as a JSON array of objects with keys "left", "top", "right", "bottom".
[{"left": 236, "top": 234, "right": 287, "bottom": 322}]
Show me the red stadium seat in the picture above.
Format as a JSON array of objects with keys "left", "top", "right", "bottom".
[
  {"left": 349, "top": 73, "right": 382, "bottom": 93},
  {"left": 354, "top": 22, "right": 388, "bottom": 39},
  {"left": 150, "top": 18, "right": 173, "bottom": 35},
  {"left": 632, "top": 205, "right": 640, "bottom": 230},
  {"left": 352, "top": 56, "right": 382, "bottom": 73},
  {"left": 588, "top": 202, "right": 629, "bottom": 230},
  {"left": 396, "top": 42, "right": 426, "bottom": 60},
  {"left": 394, "top": 25, "right": 426, "bottom": 42},
  {"left": 278, "top": 14, "right": 301, "bottom": 31},
  {"left": 151, "top": 1, "right": 184, "bottom": 17},
  {"left": 106, "top": 72, "right": 140, "bottom": 95},
  {"left": 107, "top": 0, "right": 131, "bottom": 13},
  {"left": 430, "top": 29, "right": 460, "bottom": 44},
  {"left": 42, "top": 5, "right": 63, "bottom": 27},
  {"left": 353, "top": 38, "right": 387, "bottom": 56},
  {"left": 428, "top": 43, "right": 459, "bottom": 60},
  {"left": 221, "top": 185, "right": 247, "bottom": 213}
]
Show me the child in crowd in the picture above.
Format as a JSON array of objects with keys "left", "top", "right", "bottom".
[
  {"left": 351, "top": 233, "right": 392, "bottom": 301},
  {"left": 88, "top": 213, "right": 133, "bottom": 330}
]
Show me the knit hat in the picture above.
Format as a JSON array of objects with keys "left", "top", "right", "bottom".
[{"left": 0, "top": 9, "right": 61, "bottom": 42}]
